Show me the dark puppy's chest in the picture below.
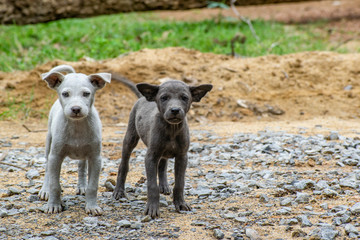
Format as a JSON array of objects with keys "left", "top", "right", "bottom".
[{"left": 161, "top": 135, "right": 188, "bottom": 158}]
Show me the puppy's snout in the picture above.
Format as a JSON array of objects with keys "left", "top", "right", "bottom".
[
  {"left": 71, "top": 106, "right": 81, "bottom": 114},
  {"left": 171, "top": 107, "right": 181, "bottom": 115}
]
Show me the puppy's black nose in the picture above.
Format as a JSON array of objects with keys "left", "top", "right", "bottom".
[
  {"left": 71, "top": 106, "right": 81, "bottom": 114},
  {"left": 171, "top": 107, "right": 180, "bottom": 115}
]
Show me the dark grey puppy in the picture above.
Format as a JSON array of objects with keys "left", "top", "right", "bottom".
[{"left": 113, "top": 80, "right": 212, "bottom": 218}]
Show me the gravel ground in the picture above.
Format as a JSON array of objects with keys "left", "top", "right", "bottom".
[{"left": 1, "top": 124, "right": 360, "bottom": 239}]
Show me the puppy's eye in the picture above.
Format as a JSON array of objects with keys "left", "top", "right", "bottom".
[
  {"left": 62, "top": 92, "right": 69, "bottom": 97},
  {"left": 160, "top": 95, "right": 169, "bottom": 102},
  {"left": 83, "top": 92, "right": 90, "bottom": 97},
  {"left": 181, "top": 95, "right": 189, "bottom": 102}
]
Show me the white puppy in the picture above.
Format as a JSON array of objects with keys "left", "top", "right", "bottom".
[{"left": 39, "top": 65, "right": 111, "bottom": 215}]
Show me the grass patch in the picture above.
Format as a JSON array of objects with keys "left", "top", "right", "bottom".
[{"left": 0, "top": 12, "right": 333, "bottom": 72}]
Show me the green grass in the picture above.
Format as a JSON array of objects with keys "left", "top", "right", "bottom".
[{"left": 0, "top": 12, "right": 334, "bottom": 72}]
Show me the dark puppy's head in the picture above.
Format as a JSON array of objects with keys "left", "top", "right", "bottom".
[{"left": 137, "top": 80, "right": 212, "bottom": 124}]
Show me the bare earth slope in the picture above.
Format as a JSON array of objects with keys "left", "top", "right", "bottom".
[{"left": 1, "top": 47, "right": 360, "bottom": 124}]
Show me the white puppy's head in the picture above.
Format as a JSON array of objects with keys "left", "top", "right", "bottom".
[{"left": 41, "top": 65, "right": 111, "bottom": 120}]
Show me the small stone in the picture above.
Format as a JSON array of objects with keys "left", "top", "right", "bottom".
[
  {"left": 118, "top": 220, "right": 131, "bottom": 228},
  {"left": 344, "top": 85, "right": 353, "bottom": 91},
  {"left": 344, "top": 224, "right": 358, "bottom": 235},
  {"left": 159, "top": 200, "right": 168, "bottom": 207},
  {"left": 25, "top": 169, "right": 40, "bottom": 180},
  {"left": 325, "top": 131, "right": 340, "bottom": 140},
  {"left": 0, "top": 209, "right": 8, "bottom": 218},
  {"left": 280, "top": 198, "right": 292, "bottom": 206},
  {"left": 292, "top": 229, "right": 307, "bottom": 237},
  {"left": 276, "top": 207, "right": 292, "bottom": 215},
  {"left": 141, "top": 215, "right": 152, "bottom": 223},
  {"left": 295, "top": 192, "right": 310, "bottom": 203},
  {"left": 245, "top": 228, "right": 261, "bottom": 240},
  {"left": 350, "top": 202, "right": 360, "bottom": 215},
  {"left": 213, "top": 229, "right": 225, "bottom": 239},
  {"left": 322, "top": 188, "right": 338, "bottom": 198},
  {"left": 130, "top": 222, "right": 142, "bottom": 229},
  {"left": 83, "top": 217, "right": 98, "bottom": 226},
  {"left": 191, "top": 221, "right": 208, "bottom": 226},
  {"left": 234, "top": 217, "right": 248, "bottom": 224},
  {"left": 309, "top": 225, "right": 339, "bottom": 240},
  {"left": 27, "top": 194, "right": 40, "bottom": 202},
  {"left": 222, "top": 213, "right": 236, "bottom": 219},
  {"left": 7, "top": 187, "right": 22, "bottom": 196},
  {"left": 287, "top": 218, "right": 299, "bottom": 225},
  {"left": 41, "top": 230, "right": 56, "bottom": 236},
  {"left": 297, "top": 215, "right": 312, "bottom": 227},
  {"left": 104, "top": 179, "right": 115, "bottom": 191},
  {"left": 320, "top": 203, "right": 329, "bottom": 210},
  {"left": 259, "top": 194, "right": 269, "bottom": 203}
]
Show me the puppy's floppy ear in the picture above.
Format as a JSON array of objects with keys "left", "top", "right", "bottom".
[
  {"left": 190, "top": 84, "right": 213, "bottom": 102},
  {"left": 41, "top": 72, "right": 65, "bottom": 89},
  {"left": 89, "top": 73, "right": 111, "bottom": 90},
  {"left": 137, "top": 83, "right": 159, "bottom": 102}
]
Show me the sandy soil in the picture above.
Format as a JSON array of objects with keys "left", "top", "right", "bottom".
[{"left": 1, "top": 48, "right": 360, "bottom": 124}]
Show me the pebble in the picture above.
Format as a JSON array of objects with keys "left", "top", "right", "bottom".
[
  {"left": 1, "top": 129, "right": 360, "bottom": 239},
  {"left": 0, "top": 208, "right": 8, "bottom": 217},
  {"left": 25, "top": 169, "right": 40, "bottom": 180},
  {"left": 297, "top": 215, "right": 312, "bottom": 227},
  {"left": 118, "top": 220, "right": 131, "bottom": 228},
  {"left": 350, "top": 202, "right": 360, "bottom": 215},
  {"left": 295, "top": 192, "right": 310, "bottom": 203},
  {"left": 245, "top": 228, "right": 261, "bottom": 240},
  {"left": 213, "top": 229, "right": 225, "bottom": 239},
  {"left": 309, "top": 225, "right": 339, "bottom": 240}
]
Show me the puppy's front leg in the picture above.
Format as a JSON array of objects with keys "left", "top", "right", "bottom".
[
  {"left": 144, "top": 150, "right": 161, "bottom": 218},
  {"left": 173, "top": 154, "right": 191, "bottom": 212},
  {"left": 45, "top": 154, "right": 64, "bottom": 214},
  {"left": 86, "top": 156, "right": 102, "bottom": 215}
]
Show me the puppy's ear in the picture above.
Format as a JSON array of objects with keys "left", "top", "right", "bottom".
[
  {"left": 190, "top": 84, "right": 213, "bottom": 102},
  {"left": 137, "top": 83, "right": 159, "bottom": 102},
  {"left": 89, "top": 73, "right": 111, "bottom": 90},
  {"left": 41, "top": 72, "right": 65, "bottom": 89}
]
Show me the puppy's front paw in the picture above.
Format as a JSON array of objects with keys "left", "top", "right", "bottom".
[
  {"left": 86, "top": 205, "right": 103, "bottom": 216},
  {"left": 44, "top": 203, "right": 64, "bottom": 214},
  {"left": 144, "top": 202, "right": 160, "bottom": 218},
  {"left": 76, "top": 187, "right": 86, "bottom": 195},
  {"left": 174, "top": 200, "right": 192, "bottom": 213},
  {"left": 113, "top": 189, "right": 127, "bottom": 200},
  {"left": 38, "top": 189, "right": 49, "bottom": 201}
]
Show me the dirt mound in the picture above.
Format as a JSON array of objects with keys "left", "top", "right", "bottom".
[{"left": 1, "top": 47, "right": 360, "bottom": 123}]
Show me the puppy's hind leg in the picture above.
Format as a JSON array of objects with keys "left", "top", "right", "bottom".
[
  {"left": 173, "top": 154, "right": 191, "bottom": 213},
  {"left": 158, "top": 158, "right": 171, "bottom": 195},
  {"left": 39, "top": 132, "right": 52, "bottom": 201},
  {"left": 113, "top": 116, "right": 139, "bottom": 200},
  {"left": 76, "top": 160, "right": 87, "bottom": 195}
]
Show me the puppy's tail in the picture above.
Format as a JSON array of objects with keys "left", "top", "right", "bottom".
[
  {"left": 48, "top": 65, "right": 76, "bottom": 74},
  {"left": 111, "top": 72, "right": 142, "bottom": 98}
]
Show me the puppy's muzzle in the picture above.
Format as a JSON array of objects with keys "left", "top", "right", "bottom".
[
  {"left": 165, "top": 107, "right": 184, "bottom": 124},
  {"left": 70, "top": 106, "right": 84, "bottom": 119}
]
